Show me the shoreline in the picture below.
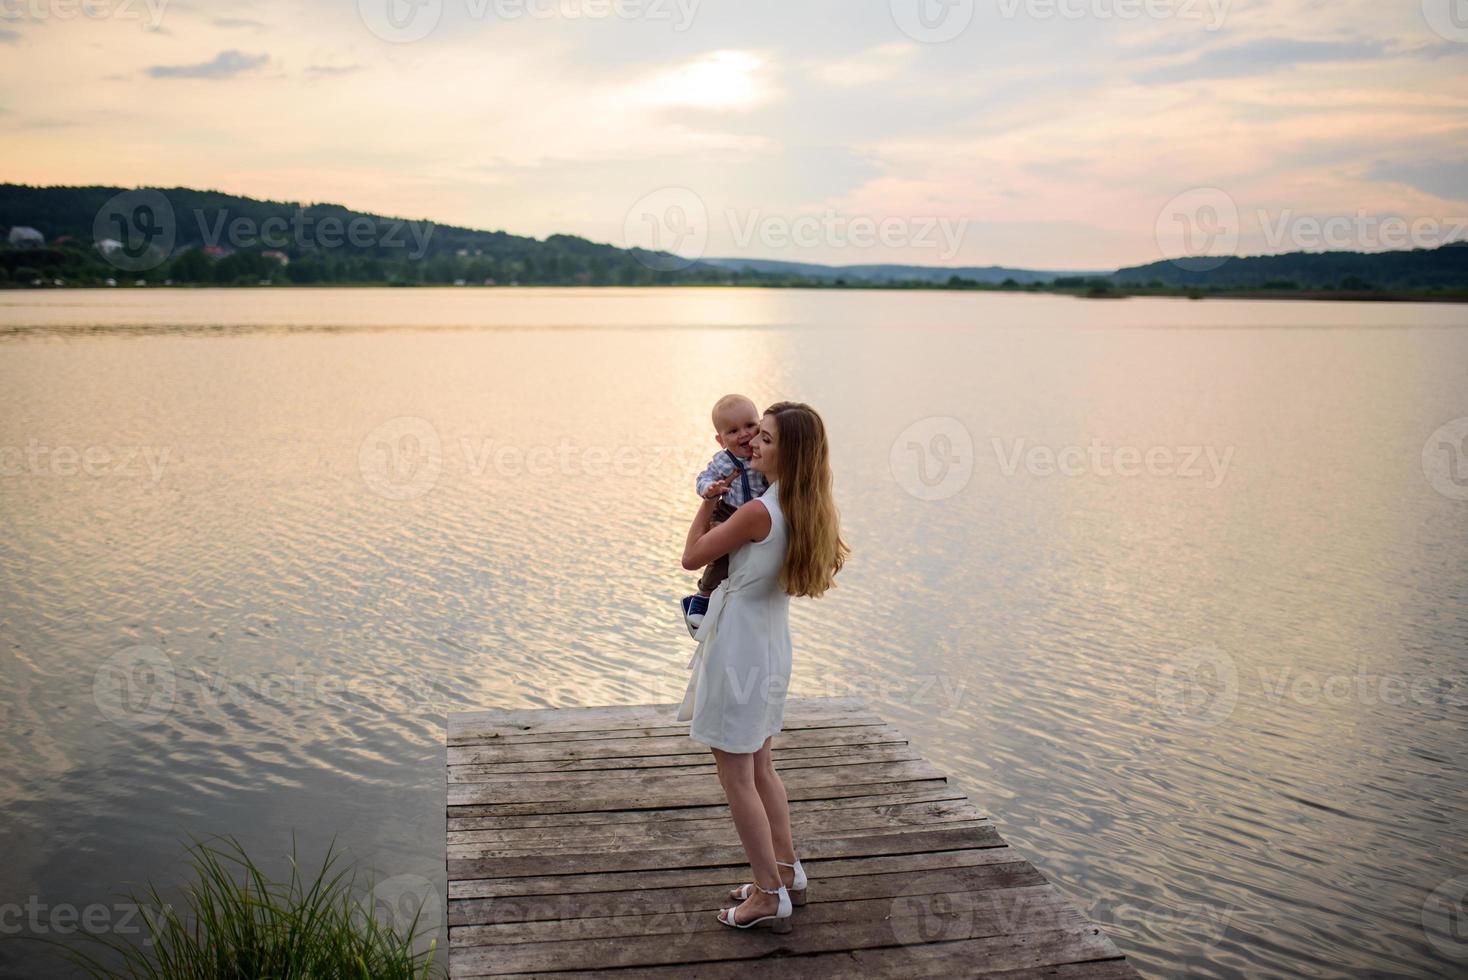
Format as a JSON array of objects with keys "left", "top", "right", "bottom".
[{"left": 4, "top": 281, "right": 1467, "bottom": 304}]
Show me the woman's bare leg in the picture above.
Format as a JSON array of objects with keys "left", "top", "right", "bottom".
[
  {"left": 712, "top": 746, "right": 783, "bottom": 921},
  {"left": 752, "top": 737, "right": 797, "bottom": 886}
]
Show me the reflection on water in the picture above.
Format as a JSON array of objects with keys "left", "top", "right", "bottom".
[{"left": 1, "top": 288, "right": 1466, "bottom": 978}]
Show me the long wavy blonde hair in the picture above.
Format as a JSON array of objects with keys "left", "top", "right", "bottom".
[{"left": 765, "top": 401, "right": 849, "bottom": 598}]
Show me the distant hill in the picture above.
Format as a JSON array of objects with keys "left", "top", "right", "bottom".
[
  {"left": 1112, "top": 243, "right": 1468, "bottom": 292},
  {"left": 2, "top": 182, "right": 1466, "bottom": 297},
  {"left": 700, "top": 257, "right": 1104, "bottom": 284},
  {"left": 0, "top": 183, "right": 744, "bottom": 287}
]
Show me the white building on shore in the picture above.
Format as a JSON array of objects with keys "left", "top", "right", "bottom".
[{"left": 8, "top": 226, "right": 44, "bottom": 247}]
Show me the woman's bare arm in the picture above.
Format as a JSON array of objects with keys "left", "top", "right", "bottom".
[{"left": 681, "top": 498, "right": 773, "bottom": 571}]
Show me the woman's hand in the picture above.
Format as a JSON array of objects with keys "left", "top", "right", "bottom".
[
  {"left": 694, "top": 494, "right": 719, "bottom": 531},
  {"left": 682, "top": 498, "right": 772, "bottom": 571}
]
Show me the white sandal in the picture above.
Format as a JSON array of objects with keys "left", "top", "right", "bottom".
[
  {"left": 730, "top": 858, "right": 807, "bottom": 907},
  {"left": 717, "top": 879, "right": 793, "bottom": 932}
]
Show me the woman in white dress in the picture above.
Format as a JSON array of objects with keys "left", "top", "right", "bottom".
[{"left": 678, "top": 401, "right": 849, "bottom": 932}]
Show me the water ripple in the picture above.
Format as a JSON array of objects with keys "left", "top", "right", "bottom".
[{"left": 1, "top": 290, "right": 1466, "bottom": 979}]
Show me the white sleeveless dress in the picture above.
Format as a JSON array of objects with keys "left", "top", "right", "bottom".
[{"left": 677, "top": 481, "right": 792, "bottom": 753}]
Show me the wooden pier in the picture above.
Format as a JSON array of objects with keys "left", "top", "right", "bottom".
[{"left": 446, "top": 696, "right": 1140, "bottom": 978}]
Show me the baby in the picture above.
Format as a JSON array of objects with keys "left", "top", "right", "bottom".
[{"left": 681, "top": 393, "right": 770, "bottom": 636}]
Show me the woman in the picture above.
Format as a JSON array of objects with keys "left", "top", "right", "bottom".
[{"left": 677, "top": 400, "right": 849, "bottom": 932}]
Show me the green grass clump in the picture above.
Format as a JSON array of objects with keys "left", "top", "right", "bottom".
[{"left": 62, "top": 835, "right": 442, "bottom": 979}]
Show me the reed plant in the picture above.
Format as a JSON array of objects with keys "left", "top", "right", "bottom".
[{"left": 58, "top": 835, "right": 442, "bottom": 979}]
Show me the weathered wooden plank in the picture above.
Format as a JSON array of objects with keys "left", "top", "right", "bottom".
[
  {"left": 448, "top": 696, "right": 873, "bottom": 743},
  {"left": 977, "top": 961, "right": 1142, "bottom": 979},
  {"left": 450, "top": 883, "right": 1081, "bottom": 950},
  {"left": 449, "top": 845, "right": 1030, "bottom": 901},
  {"left": 447, "top": 825, "right": 1002, "bottom": 881},
  {"left": 449, "top": 921, "right": 1124, "bottom": 977},
  {"left": 447, "top": 740, "right": 919, "bottom": 777},
  {"left": 447, "top": 724, "right": 906, "bottom": 766},
  {"left": 448, "top": 820, "right": 994, "bottom": 860},
  {"left": 447, "top": 785, "right": 974, "bottom": 833},
  {"left": 448, "top": 743, "right": 925, "bottom": 784},
  {"left": 450, "top": 714, "right": 891, "bottom": 749},
  {"left": 477, "top": 940, "right": 1135, "bottom": 980},
  {"left": 447, "top": 777, "right": 955, "bottom": 818},
  {"left": 448, "top": 759, "right": 948, "bottom": 807},
  {"left": 447, "top": 799, "right": 986, "bottom": 850},
  {"left": 450, "top": 859, "right": 1045, "bottom": 927}
]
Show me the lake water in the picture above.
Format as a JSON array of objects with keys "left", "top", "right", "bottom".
[{"left": 1, "top": 287, "right": 1466, "bottom": 979}]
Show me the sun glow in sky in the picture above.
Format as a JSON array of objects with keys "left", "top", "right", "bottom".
[
  {"left": 630, "top": 49, "right": 774, "bottom": 111},
  {"left": 1, "top": 0, "right": 1465, "bottom": 269}
]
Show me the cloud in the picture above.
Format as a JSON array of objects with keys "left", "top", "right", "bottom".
[
  {"left": 147, "top": 50, "right": 269, "bottom": 80},
  {"left": 624, "top": 50, "right": 778, "bottom": 113},
  {"left": 807, "top": 43, "right": 916, "bottom": 87},
  {"left": 15, "top": 117, "right": 79, "bottom": 129},
  {"left": 1368, "top": 160, "right": 1468, "bottom": 203},
  {"left": 305, "top": 64, "right": 363, "bottom": 78},
  {"left": 1138, "top": 38, "right": 1388, "bottom": 84},
  {"left": 5, "top": 0, "right": 1463, "bottom": 269}
]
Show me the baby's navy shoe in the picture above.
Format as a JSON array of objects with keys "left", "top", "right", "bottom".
[{"left": 681, "top": 594, "right": 708, "bottom": 638}]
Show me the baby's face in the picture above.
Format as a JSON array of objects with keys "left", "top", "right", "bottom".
[{"left": 714, "top": 403, "right": 761, "bottom": 458}]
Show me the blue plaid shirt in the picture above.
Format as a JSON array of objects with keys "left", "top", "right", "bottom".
[{"left": 696, "top": 449, "right": 768, "bottom": 507}]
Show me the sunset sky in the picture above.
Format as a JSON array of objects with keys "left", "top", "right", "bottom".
[{"left": 2, "top": 0, "right": 1465, "bottom": 269}]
